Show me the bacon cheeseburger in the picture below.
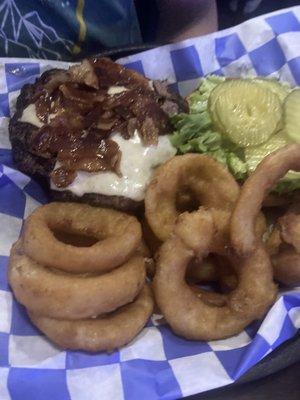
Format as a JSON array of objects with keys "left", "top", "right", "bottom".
[{"left": 9, "top": 58, "right": 188, "bottom": 211}]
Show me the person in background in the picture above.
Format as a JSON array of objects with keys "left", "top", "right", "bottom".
[
  {"left": 0, "top": 0, "right": 217, "bottom": 61},
  {"left": 217, "top": 0, "right": 300, "bottom": 30},
  {"left": 0, "top": 0, "right": 298, "bottom": 61}
]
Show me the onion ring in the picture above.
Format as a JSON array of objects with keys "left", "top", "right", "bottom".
[
  {"left": 266, "top": 206, "right": 300, "bottom": 286},
  {"left": 278, "top": 211, "right": 300, "bottom": 252},
  {"left": 135, "top": 239, "right": 155, "bottom": 278},
  {"left": 141, "top": 218, "right": 162, "bottom": 256},
  {"left": 263, "top": 193, "right": 295, "bottom": 208},
  {"left": 183, "top": 207, "right": 265, "bottom": 287},
  {"left": 231, "top": 144, "right": 300, "bottom": 256},
  {"left": 9, "top": 241, "right": 146, "bottom": 319},
  {"left": 186, "top": 256, "right": 237, "bottom": 308},
  {"left": 271, "top": 248, "right": 300, "bottom": 286},
  {"left": 191, "top": 285, "right": 227, "bottom": 307},
  {"left": 181, "top": 206, "right": 264, "bottom": 292},
  {"left": 154, "top": 209, "right": 276, "bottom": 340},
  {"left": 145, "top": 154, "right": 240, "bottom": 241},
  {"left": 183, "top": 254, "right": 238, "bottom": 294},
  {"left": 266, "top": 226, "right": 282, "bottom": 256},
  {"left": 23, "top": 202, "right": 142, "bottom": 273},
  {"left": 186, "top": 256, "right": 219, "bottom": 283},
  {"left": 196, "top": 208, "right": 266, "bottom": 256},
  {"left": 29, "top": 285, "right": 153, "bottom": 352}
]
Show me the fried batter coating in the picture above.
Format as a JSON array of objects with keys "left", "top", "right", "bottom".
[
  {"left": 29, "top": 285, "right": 154, "bottom": 352},
  {"left": 9, "top": 241, "right": 146, "bottom": 319},
  {"left": 145, "top": 154, "right": 240, "bottom": 242},
  {"left": 154, "top": 210, "right": 276, "bottom": 340},
  {"left": 231, "top": 144, "right": 300, "bottom": 256},
  {"left": 23, "top": 202, "right": 142, "bottom": 273}
]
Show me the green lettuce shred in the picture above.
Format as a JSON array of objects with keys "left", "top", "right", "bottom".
[
  {"left": 275, "top": 179, "right": 300, "bottom": 194},
  {"left": 170, "top": 75, "right": 300, "bottom": 192}
]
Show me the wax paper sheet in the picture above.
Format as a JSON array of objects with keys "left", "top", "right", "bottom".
[{"left": 1, "top": 6, "right": 300, "bottom": 400}]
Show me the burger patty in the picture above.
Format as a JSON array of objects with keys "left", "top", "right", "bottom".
[
  {"left": 10, "top": 102, "right": 142, "bottom": 211},
  {"left": 51, "top": 190, "right": 143, "bottom": 213},
  {"left": 9, "top": 58, "right": 188, "bottom": 212},
  {"left": 9, "top": 70, "right": 57, "bottom": 180}
]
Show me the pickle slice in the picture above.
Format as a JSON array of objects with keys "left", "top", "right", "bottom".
[
  {"left": 245, "top": 131, "right": 300, "bottom": 182},
  {"left": 208, "top": 83, "right": 228, "bottom": 131},
  {"left": 211, "top": 80, "right": 282, "bottom": 147},
  {"left": 254, "top": 78, "right": 290, "bottom": 102},
  {"left": 245, "top": 131, "right": 289, "bottom": 172},
  {"left": 283, "top": 89, "right": 300, "bottom": 143}
]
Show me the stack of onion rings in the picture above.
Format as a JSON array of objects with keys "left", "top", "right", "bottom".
[
  {"left": 9, "top": 241, "right": 146, "bottom": 320},
  {"left": 144, "top": 153, "right": 241, "bottom": 291},
  {"left": 154, "top": 209, "right": 276, "bottom": 340},
  {"left": 29, "top": 285, "right": 153, "bottom": 353},
  {"left": 231, "top": 144, "right": 300, "bottom": 285},
  {"left": 10, "top": 144, "right": 299, "bottom": 349},
  {"left": 9, "top": 202, "right": 153, "bottom": 352},
  {"left": 144, "top": 154, "right": 266, "bottom": 289}
]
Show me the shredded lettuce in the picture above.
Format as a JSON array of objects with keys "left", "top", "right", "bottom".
[
  {"left": 170, "top": 75, "right": 299, "bottom": 192},
  {"left": 275, "top": 171, "right": 300, "bottom": 194},
  {"left": 275, "top": 179, "right": 300, "bottom": 194},
  {"left": 187, "top": 75, "right": 225, "bottom": 114}
]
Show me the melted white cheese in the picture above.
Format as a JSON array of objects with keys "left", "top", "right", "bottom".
[
  {"left": 19, "top": 96, "right": 176, "bottom": 201},
  {"left": 19, "top": 104, "right": 57, "bottom": 127},
  {"left": 107, "top": 86, "right": 128, "bottom": 95},
  {"left": 19, "top": 104, "right": 44, "bottom": 127},
  {"left": 51, "top": 131, "right": 176, "bottom": 201}
]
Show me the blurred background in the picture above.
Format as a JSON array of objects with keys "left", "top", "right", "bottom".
[{"left": 0, "top": 0, "right": 300, "bottom": 61}]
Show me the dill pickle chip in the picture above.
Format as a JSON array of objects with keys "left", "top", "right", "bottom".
[
  {"left": 211, "top": 80, "right": 282, "bottom": 147},
  {"left": 245, "top": 130, "right": 300, "bottom": 181},
  {"left": 254, "top": 78, "right": 290, "bottom": 103},
  {"left": 284, "top": 89, "right": 300, "bottom": 143},
  {"left": 208, "top": 82, "right": 230, "bottom": 132},
  {"left": 245, "top": 131, "right": 289, "bottom": 172}
]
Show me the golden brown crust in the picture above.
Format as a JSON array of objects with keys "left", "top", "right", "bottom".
[
  {"left": 266, "top": 206, "right": 300, "bottom": 286},
  {"left": 154, "top": 209, "right": 276, "bottom": 341},
  {"left": 231, "top": 144, "right": 300, "bottom": 256},
  {"left": 279, "top": 212, "right": 300, "bottom": 252},
  {"left": 29, "top": 285, "right": 154, "bottom": 352},
  {"left": 9, "top": 241, "right": 146, "bottom": 320},
  {"left": 272, "top": 250, "right": 300, "bottom": 286},
  {"left": 23, "top": 202, "right": 142, "bottom": 273},
  {"left": 145, "top": 154, "right": 240, "bottom": 242}
]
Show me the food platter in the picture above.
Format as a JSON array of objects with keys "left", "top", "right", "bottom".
[
  {"left": 1, "top": 7, "right": 300, "bottom": 400},
  {"left": 103, "top": 46, "right": 300, "bottom": 392},
  {"left": 237, "top": 331, "right": 300, "bottom": 384}
]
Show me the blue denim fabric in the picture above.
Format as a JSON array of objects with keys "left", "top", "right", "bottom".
[{"left": 0, "top": 0, "right": 142, "bottom": 60}]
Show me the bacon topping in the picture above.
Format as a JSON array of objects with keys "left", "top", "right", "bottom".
[{"left": 25, "top": 58, "right": 188, "bottom": 186}]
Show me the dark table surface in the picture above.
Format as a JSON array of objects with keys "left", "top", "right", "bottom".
[
  {"left": 187, "top": 332, "right": 300, "bottom": 400},
  {"left": 190, "top": 360, "right": 300, "bottom": 400}
]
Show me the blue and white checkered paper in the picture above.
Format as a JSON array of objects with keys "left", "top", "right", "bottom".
[{"left": 1, "top": 6, "right": 300, "bottom": 400}]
